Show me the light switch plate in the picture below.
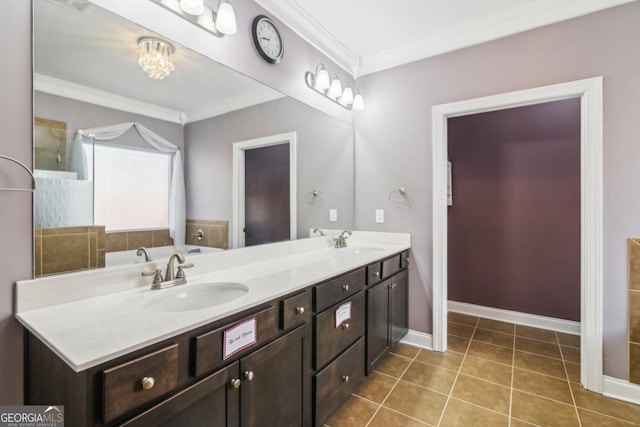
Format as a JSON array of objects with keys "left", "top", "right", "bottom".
[
  {"left": 329, "top": 209, "right": 338, "bottom": 222},
  {"left": 375, "top": 209, "right": 384, "bottom": 223}
]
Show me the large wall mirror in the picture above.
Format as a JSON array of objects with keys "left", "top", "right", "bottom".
[{"left": 33, "top": 0, "right": 354, "bottom": 277}]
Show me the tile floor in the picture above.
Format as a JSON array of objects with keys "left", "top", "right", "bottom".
[{"left": 325, "top": 312, "right": 640, "bottom": 426}]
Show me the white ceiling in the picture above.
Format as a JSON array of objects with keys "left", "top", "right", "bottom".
[
  {"left": 256, "top": 0, "right": 638, "bottom": 76},
  {"left": 34, "top": 0, "right": 284, "bottom": 124}
]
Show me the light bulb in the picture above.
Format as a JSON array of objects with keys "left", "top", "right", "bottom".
[
  {"left": 340, "top": 87, "right": 354, "bottom": 106},
  {"left": 328, "top": 76, "right": 343, "bottom": 99},
  {"left": 216, "top": 1, "right": 237, "bottom": 35},
  {"left": 180, "top": 0, "right": 204, "bottom": 15},
  {"left": 314, "top": 67, "right": 330, "bottom": 91},
  {"left": 353, "top": 93, "right": 364, "bottom": 111}
]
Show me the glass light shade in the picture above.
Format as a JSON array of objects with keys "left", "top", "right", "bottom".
[
  {"left": 340, "top": 87, "right": 354, "bottom": 106},
  {"left": 215, "top": 2, "right": 237, "bottom": 35},
  {"left": 160, "top": 0, "right": 181, "bottom": 12},
  {"left": 138, "top": 38, "right": 175, "bottom": 80},
  {"left": 180, "top": 0, "right": 204, "bottom": 15},
  {"left": 352, "top": 93, "right": 364, "bottom": 110},
  {"left": 328, "top": 77, "right": 343, "bottom": 98},
  {"left": 314, "top": 68, "right": 330, "bottom": 91},
  {"left": 197, "top": 8, "right": 215, "bottom": 30}
]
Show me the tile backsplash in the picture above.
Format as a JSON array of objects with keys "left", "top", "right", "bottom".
[
  {"left": 629, "top": 238, "right": 640, "bottom": 383},
  {"left": 35, "top": 226, "right": 105, "bottom": 277}
]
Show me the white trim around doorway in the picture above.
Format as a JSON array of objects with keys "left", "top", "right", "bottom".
[
  {"left": 431, "top": 77, "right": 603, "bottom": 393},
  {"left": 232, "top": 132, "right": 298, "bottom": 249}
]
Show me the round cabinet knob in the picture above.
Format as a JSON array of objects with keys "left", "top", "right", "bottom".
[
  {"left": 244, "top": 370, "right": 255, "bottom": 381},
  {"left": 342, "top": 284, "right": 349, "bottom": 291},
  {"left": 141, "top": 376, "right": 155, "bottom": 390},
  {"left": 230, "top": 378, "right": 241, "bottom": 389},
  {"left": 341, "top": 375, "right": 350, "bottom": 383},
  {"left": 373, "top": 271, "right": 380, "bottom": 277},
  {"left": 342, "top": 322, "right": 350, "bottom": 330},
  {"left": 295, "top": 306, "right": 305, "bottom": 315}
]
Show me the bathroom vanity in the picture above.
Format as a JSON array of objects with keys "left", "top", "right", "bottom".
[{"left": 17, "top": 232, "right": 410, "bottom": 426}]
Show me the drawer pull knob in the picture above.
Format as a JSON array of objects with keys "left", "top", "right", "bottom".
[
  {"left": 244, "top": 370, "right": 255, "bottom": 381},
  {"left": 373, "top": 271, "right": 380, "bottom": 277},
  {"left": 295, "top": 306, "right": 305, "bottom": 315},
  {"left": 342, "top": 284, "right": 349, "bottom": 291},
  {"left": 230, "top": 378, "right": 241, "bottom": 389},
  {"left": 342, "top": 322, "right": 350, "bottom": 330},
  {"left": 141, "top": 377, "right": 155, "bottom": 390},
  {"left": 342, "top": 375, "right": 350, "bottom": 383}
]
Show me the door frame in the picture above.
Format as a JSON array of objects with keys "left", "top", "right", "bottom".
[
  {"left": 431, "top": 77, "right": 603, "bottom": 392},
  {"left": 232, "top": 132, "right": 297, "bottom": 248}
]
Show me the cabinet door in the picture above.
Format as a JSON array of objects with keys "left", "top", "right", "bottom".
[
  {"left": 390, "top": 269, "right": 409, "bottom": 347},
  {"left": 366, "top": 279, "right": 390, "bottom": 374},
  {"left": 122, "top": 362, "right": 240, "bottom": 427},
  {"left": 240, "top": 325, "right": 310, "bottom": 427}
]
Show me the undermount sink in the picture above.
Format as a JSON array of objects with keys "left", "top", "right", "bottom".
[{"left": 144, "top": 282, "right": 249, "bottom": 312}]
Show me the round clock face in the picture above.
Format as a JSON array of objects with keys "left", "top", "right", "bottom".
[{"left": 252, "top": 15, "right": 284, "bottom": 64}]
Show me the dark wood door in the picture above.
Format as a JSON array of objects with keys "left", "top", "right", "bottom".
[
  {"left": 122, "top": 362, "right": 240, "bottom": 427},
  {"left": 244, "top": 143, "right": 290, "bottom": 247},
  {"left": 239, "top": 325, "right": 310, "bottom": 427},
  {"left": 390, "top": 269, "right": 409, "bottom": 347},
  {"left": 366, "top": 279, "right": 390, "bottom": 374}
]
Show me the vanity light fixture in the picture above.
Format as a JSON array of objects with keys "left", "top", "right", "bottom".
[
  {"left": 304, "top": 64, "right": 364, "bottom": 111},
  {"left": 152, "top": 0, "right": 237, "bottom": 37},
  {"left": 138, "top": 37, "right": 175, "bottom": 80}
]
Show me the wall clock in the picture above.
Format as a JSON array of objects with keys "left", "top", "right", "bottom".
[{"left": 252, "top": 15, "right": 284, "bottom": 64}]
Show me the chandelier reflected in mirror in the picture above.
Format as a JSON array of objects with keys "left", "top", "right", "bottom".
[{"left": 138, "top": 37, "right": 175, "bottom": 80}]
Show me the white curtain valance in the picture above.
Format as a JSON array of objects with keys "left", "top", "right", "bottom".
[{"left": 71, "top": 122, "right": 186, "bottom": 247}]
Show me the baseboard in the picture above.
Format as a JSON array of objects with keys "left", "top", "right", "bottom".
[
  {"left": 400, "top": 329, "right": 433, "bottom": 350},
  {"left": 448, "top": 301, "right": 580, "bottom": 335},
  {"left": 603, "top": 376, "right": 640, "bottom": 405}
]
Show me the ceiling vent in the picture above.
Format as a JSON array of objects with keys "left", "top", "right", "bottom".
[{"left": 46, "top": 0, "right": 91, "bottom": 14}]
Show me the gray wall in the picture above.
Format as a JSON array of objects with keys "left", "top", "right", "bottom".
[
  {"left": 185, "top": 97, "right": 354, "bottom": 247},
  {"left": 0, "top": 0, "right": 31, "bottom": 403},
  {"left": 35, "top": 92, "right": 185, "bottom": 150},
  {"left": 448, "top": 100, "right": 581, "bottom": 321},
  {"left": 355, "top": 2, "right": 640, "bottom": 379}
]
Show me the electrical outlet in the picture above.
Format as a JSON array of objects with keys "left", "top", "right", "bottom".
[
  {"left": 375, "top": 209, "right": 384, "bottom": 223},
  {"left": 329, "top": 209, "right": 338, "bottom": 222}
]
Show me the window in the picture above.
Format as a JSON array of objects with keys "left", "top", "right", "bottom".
[{"left": 90, "top": 144, "right": 171, "bottom": 231}]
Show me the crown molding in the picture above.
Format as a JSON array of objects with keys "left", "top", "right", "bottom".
[
  {"left": 254, "top": 0, "right": 359, "bottom": 77},
  {"left": 34, "top": 74, "right": 186, "bottom": 124},
  {"left": 186, "top": 91, "right": 286, "bottom": 123},
  {"left": 255, "top": 0, "right": 637, "bottom": 78}
]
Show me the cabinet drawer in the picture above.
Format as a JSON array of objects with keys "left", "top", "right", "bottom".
[
  {"left": 102, "top": 344, "right": 179, "bottom": 423},
  {"left": 366, "top": 262, "right": 382, "bottom": 286},
  {"left": 280, "top": 290, "right": 312, "bottom": 330},
  {"left": 400, "top": 250, "right": 410, "bottom": 269},
  {"left": 314, "top": 291, "right": 365, "bottom": 369},
  {"left": 314, "top": 338, "right": 365, "bottom": 427},
  {"left": 192, "top": 306, "right": 279, "bottom": 377},
  {"left": 314, "top": 268, "right": 365, "bottom": 312},
  {"left": 382, "top": 255, "right": 401, "bottom": 279}
]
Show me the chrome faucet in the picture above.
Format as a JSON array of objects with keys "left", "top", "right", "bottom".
[
  {"left": 334, "top": 230, "right": 352, "bottom": 248},
  {"left": 142, "top": 253, "right": 194, "bottom": 290},
  {"left": 136, "top": 247, "right": 152, "bottom": 262}
]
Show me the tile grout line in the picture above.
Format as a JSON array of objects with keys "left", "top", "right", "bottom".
[
  {"left": 559, "top": 331, "right": 583, "bottom": 427},
  {"left": 363, "top": 349, "right": 421, "bottom": 427},
  {"left": 508, "top": 323, "right": 516, "bottom": 427},
  {"left": 435, "top": 316, "right": 478, "bottom": 427}
]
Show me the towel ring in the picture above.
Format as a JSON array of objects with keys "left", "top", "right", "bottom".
[{"left": 0, "top": 155, "right": 36, "bottom": 192}]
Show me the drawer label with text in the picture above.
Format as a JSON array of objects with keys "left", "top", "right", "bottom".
[
  {"left": 223, "top": 317, "right": 257, "bottom": 360},
  {"left": 335, "top": 302, "right": 352, "bottom": 328}
]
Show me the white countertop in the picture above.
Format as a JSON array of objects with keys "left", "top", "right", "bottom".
[{"left": 16, "top": 232, "right": 410, "bottom": 372}]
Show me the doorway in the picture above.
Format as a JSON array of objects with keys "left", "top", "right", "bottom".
[
  {"left": 431, "top": 77, "right": 603, "bottom": 393},
  {"left": 232, "top": 132, "right": 297, "bottom": 248}
]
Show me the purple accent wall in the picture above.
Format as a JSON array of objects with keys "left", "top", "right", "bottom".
[{"left": 447, "top": 99, "right": 581, "bottom": 321}]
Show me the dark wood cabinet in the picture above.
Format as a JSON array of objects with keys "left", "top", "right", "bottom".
[
  {"left": 366, "top": 279, "right": 390, "bottom": 373},
  {"left": 390, "top": 269, "right": 409, "bottom": 348}
]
